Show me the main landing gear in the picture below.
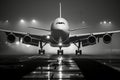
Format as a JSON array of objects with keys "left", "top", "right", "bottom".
[
  {"left": 39, "top": 49, "right": 45, "bottom": 55},
  {"left": 74, "top": 41, "right": 82, "bottom": 55},
  {"left": 57, "top": 46, "right": 63, "bottom": 55},
  {"left": 38, "top": 42, "right": 46, "bottom": 55}
]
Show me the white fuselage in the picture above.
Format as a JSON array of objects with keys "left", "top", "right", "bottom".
[{"left": 50, "top": 18, "right": 70, "bottom": 46}]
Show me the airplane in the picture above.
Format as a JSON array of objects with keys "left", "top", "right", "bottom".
[{"left": 0, "top": 3, "right": 120, "bottom": 55}]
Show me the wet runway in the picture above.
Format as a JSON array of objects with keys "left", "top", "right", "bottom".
[
  {"left": 22, "top": 56, "right": 84, "bottom": 80},
  {"left": 0, "top": 54, "right": 120, "bottom": 80}
]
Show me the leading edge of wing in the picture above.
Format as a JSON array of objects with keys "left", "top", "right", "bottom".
[
  {"left": 70, "top": 30, "right": 120, "bottom": 37},
  {"left": 0, "top": 28, "right": 48, "bottom": 38},
  {"left": 0, "top": 29, "right": 27, "bottom": 35},
  {"left": 28, "top": 27, "right": 51, "bottom": 32}
]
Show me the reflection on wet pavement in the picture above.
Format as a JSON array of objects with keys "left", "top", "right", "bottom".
[{"left": 22, "top": 56, "right": 85, "bottom": 80}]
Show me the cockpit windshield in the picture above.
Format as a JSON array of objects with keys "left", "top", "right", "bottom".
[{"left": 56, "top": 22, "right": 65, "bottom": 24}]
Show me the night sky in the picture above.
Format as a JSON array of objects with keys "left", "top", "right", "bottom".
[{"left": 0, "top": 0, "right": 120, "bottom": 55}]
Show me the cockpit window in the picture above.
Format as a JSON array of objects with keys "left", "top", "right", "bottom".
[{"left": 56, "top": 22, "right": 65, "bottom": 24}]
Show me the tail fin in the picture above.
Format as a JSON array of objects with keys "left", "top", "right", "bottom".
[{"left": 59, "top": 3, "right": 62, "bottom": 18}]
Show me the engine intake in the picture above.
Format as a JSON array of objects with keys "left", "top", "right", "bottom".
[
  {"left": 88, "top": 35, "right": 96, "bottom": 44},
  {"left": 23, "top": 35, "right": 32, "bottom": 43},
  {"left": 103, "top": 34, "right": 112, "bottom": 44},
  {"left": 7, "top": 34, "right": 16, "bottom": 43}
]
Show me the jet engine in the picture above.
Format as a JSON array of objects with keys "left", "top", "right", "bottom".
[
  {"left": 23, "top": 35, "right": 32, "bottom": 43},
  {"left": 103, "top": 34, "right": 112, "bottom": 44},
  {"left": 7, "top": 34, "right": 16, "bottom": 43},
  {"left": 87, "top": 35, "right": 96, "bottom": 44}
]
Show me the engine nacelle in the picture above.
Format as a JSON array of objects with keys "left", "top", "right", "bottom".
[
  {"left": 7, "top": 34, "right": 16, "bottom": 43},
  {"left": 103, "top": 34, "right": 112, "bottom": 44},
  {"left": 23, "top": 35, "right": 32, "bottom": 43},
  {"left": 87, "top": 35, "right": 96, "bottom": 45}
]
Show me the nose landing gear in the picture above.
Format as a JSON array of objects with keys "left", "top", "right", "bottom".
[
  {"left": 38, "top": 49, "right": 45, "bottom": 55},
  {"left": 57, "top": 46, "right": 63, "bottom": 55},
  {"left": 75, "top": 49, "right": 82, "bottom": 55}
]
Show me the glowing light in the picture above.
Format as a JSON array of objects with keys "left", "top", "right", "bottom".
[
  {"left": 6, "top": 20, "right": 8, "bottom": 23},
  {"left": 16, "top": 41, "right": 20, "bottom": 45},
  {"left": 20, "top": 38, "right": 23, "bottom": 43},
  {"left": 47, "top": 65, "right": 50, "bottom": 70},
  {"left": 59, "top": 65, "right": 63, "bottom": 71},
  {"left": 20, "top": 19, "right": 25, "bottom": 23},
  {"left": 58, "top": 42, "right": 62, "bottom": 46},
  {"left": 58, "top": 56, "right": 63, "bottom": 65},
  {"left": 32, "top": 71, "right": 37, "bottom": 74},
  {"left": 26, "top": 44, "right": 30, "bottom": 47},
  {"left": 59, "top": 72, "right": 63, "bottom": 79},
  {"left": 32, "top": 19, "right": 36, "bottom": 23},
  {"left": 82, "top": 21, "right": 85, "bottom": 24},
  {"left": 103, "top": 21, "right": 107, "bottom": 24},
  {"left": 46, "top": 35, "right": 50, "bottom": 39},
  {"left": 47, "top": 71, "right": 50, "bottom": 80},
  {"left": 108, "top": 21, "right": 112, "bottom": 24},
  {"left": 58, "top": 56, "right": 63, "bottom": 61}
]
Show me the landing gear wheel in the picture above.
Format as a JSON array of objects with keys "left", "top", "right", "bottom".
[
  {"left": 39, "top": 49, "right": 45, "bottom": 55},
  {"left": 76, "top": 50, "right": 82, "bottom": 55},
  {"left": 57, "top": 50, "right": 63, "bottom": 55}
]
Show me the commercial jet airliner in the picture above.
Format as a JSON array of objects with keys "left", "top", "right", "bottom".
[{"left": 0, "top": 3, "right": 120, "bottom": 55}]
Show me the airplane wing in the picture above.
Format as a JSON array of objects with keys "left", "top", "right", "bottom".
[
  {"left": 69, "top": 30, "right": 120, "bottom": 47},
  {"left": 0, "top": 29, "right": 50, "bottom": 46},
  {"left": 28, "top": 27, "right": 51, "bottom": 32}
]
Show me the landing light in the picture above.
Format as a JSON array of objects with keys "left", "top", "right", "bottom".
[
  {"left": 46, "top": 35, "right": 50, "bottom": 39},
  {"left": 26, "top": 45, "right": 30, "bottom": 47},
  {"left": 58, "top": 42, "right": 62, "bottom": 46},
  {"left": 16, "top": 41, "right": 20, "bottom": 45}
]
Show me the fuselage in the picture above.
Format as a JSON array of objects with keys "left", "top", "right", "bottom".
[{"left": 50, "top": 17, "right": 70, "bottom": 47}]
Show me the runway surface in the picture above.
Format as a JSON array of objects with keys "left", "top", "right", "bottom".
[{"left": 0, "top": 54, "right": 120, "bottom": 80}]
